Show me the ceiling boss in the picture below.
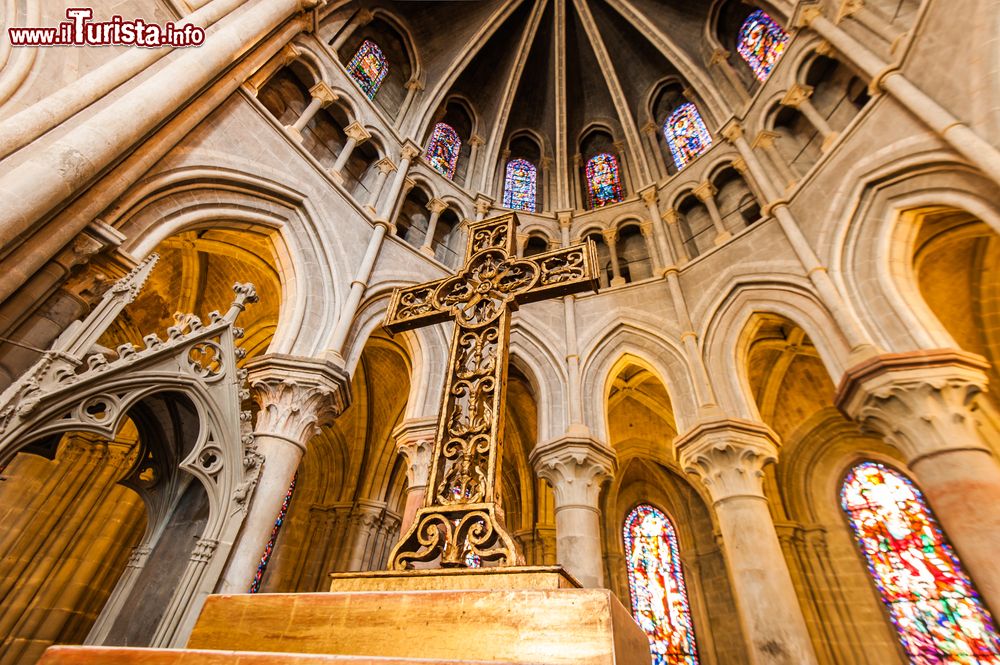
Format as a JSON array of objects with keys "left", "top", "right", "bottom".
[{"left": 383, "top": 213, "right": 598, "bottom": 568}]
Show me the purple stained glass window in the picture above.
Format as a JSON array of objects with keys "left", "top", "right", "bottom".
[
  {"left": 347, "top": 39, "right": 388, "bottom": 100},
  {"left": 503, "top": 158, "right": 537, "bottom": 212},
  {"left": 663, "top": 103, "right": 712, "bottom": 170},
  {"left": 736, "top": 10, "right": 789, "bottom": 82},
  {"left": 841, "top": 462, "right": 1000, "bottom": 663},
  {"left": 624, "top": 504, "right": 699, "bottom": 665},
  {"left": 585, "top": 152, "right": 624, "bottom": 208},
  {"left": 426, "top": 123, "right": 461, "bottom": 180}
]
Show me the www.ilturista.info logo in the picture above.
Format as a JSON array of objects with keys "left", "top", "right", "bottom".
[{"left": 7, "top": 8, "right": 206, "bottom": 48}]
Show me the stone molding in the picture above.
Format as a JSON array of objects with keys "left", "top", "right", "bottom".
[
  {"left": 834, "top": 348, "right": 992, "bottom": 463},
  {"left": 246, "top": 354, "right": 351, "bottom": 450},
  {"left": 530, "top": 436, "right": 617, "bottom": 507},
  {"left": 674, "top": 418, "right": 780, "bottom": 504},
  {"left": 392, "top": 417, "right": 437, "bottom": 488}
]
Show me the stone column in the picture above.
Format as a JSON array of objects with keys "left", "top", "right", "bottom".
[
  {"left": 751, "top": 130, "right": 798, "bottom": 188},
  {"left": 287, "top": 81, "right": 338, "bottom": 140},
  {"left": 393, "top": 418, "right": 436, "bottom": 534},
  {"left": 420, "top": 198, "right": 449, "bottom": 255},
  {"left": 245, "top": 43, "right": 300, "bottom": 97},
  {"left": 639, "top": 222, "right": 663, "bottom": 274},
  {"left": 781, "top": 84, "right": 838, "bottom": 150},
  {"left": 572, "top": 153, "right": 584, "bottom": 209},
  {"left": 329, "top": 8, "right": 374, "bottom": 52},
  {"left": 692, "top": 181, "right": 733, "bottom": 245},
  {"left": 836, "top": 0, "right": 904, "bottom": 43},
  {"left": 378, "top": 141, "right": 421, "bottom": 220},
  {"left": 530, "top": 437, "right": 616, "bottom": 588},
  {"left": 641, "top": 121, "right": 669, "bottom": 179},
  {"left": 676, "top": 419, "right": 819, "bottom": 665},
  {"left": 466, "top": 135, "right": 485, "bottom": 184},
  {"left": 397, "top": 79, "right": 424, "bottom": 126},
  {"left": 474, "top": 195, "right": 493, "bottom": 222},
  {"left": 661, "top": 209, "right": 690, "bottom": 264},
  {"left": 835, "top": 349, "right": 1000, "bottom": 611},
  {"left": 220, "top": 355, "right": 350, "bottom": 593},
  {"left": 730, "top": 157, "right": 766, "bottom": 209},
  {"left": 639, "top": 186, "right": 670, "bottom": 271},
  {"left": 329, "top": 121, "right": 371, "bottom": 182},
  {"left": 601, "top": 230, "right": 625, "bottom": 287},
  {"left": 345, "top": 501, "right": 386, "bottom": 571},
  {"left": 710, "top": 48, "right": 752, "bottom": 106},
  {"left": 365, "top": 157, "right": 396, "bottom": 213}
]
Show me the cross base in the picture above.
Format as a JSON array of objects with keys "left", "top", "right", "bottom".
[{"left": 387, "top": 503, "right": 521, "bottom": 570}]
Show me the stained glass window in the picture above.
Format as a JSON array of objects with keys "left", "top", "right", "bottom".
[
  {"left": 736, "top": 10, "right": 789, "bottom": 82},
  {"left": 585, "top": 153, "right": 624, "bottom": 208},
  {"left": 347, "top": 39, "right": 388, "bottom": 100},
  {"left": 426, "top": 123, "right": 461, "bottom": 180},
  {"left": 663, "top": 103, "right": 712, "bottom": 170},
  {"left": 624, "top": 504, "right": 699, "bottom": 665},
  {"left": 841, "top": 462, "right": 1000, "bottom": 663},
  {"left": 503, "top": 158, "right": 537, "bottom": 212}
]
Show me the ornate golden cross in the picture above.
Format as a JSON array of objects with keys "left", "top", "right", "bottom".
[{"left": 383, "top": 213, "right": 597, "bottom": 568}]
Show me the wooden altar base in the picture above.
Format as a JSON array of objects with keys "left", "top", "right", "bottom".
[{"left": 38, "top": 567, "right": 650, "bottom": 665}]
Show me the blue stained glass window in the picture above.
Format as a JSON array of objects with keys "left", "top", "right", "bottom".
[
  {"left": 503, "top": 158, "right": 537, "bottom": 212},
  {"left": 663, "top": 103, "right": 712, "bottom": 170},
  {"left": 841, "top": 462, "right": 1000, "bottom": 663},
  {"left": 585, "top": 152, "right": 624, "bottom": 208},
  {"left": 736, "top": 10, "right": 789, "bottom": 82},
  {"left": 426, "top": 123, "right": 461, "bottom": 180},
  {"left": 347, "top": 39, "right": 388, "bottom": 100},
  {"left": 624, "top": 504, "right": 699, "bottom": 665}
]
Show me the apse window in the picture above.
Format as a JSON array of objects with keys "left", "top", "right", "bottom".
[
  {"left": 663, "top": 103, "right": 712, "bottom": 171},
  {"left": 624, "top": 504, "right": 700, "bottom": 665},
  {"left": 841, "top": 462, "right": 1000, "bottom": 662},
  {"left": 426, "top": 122, "right": 462, "bottom": 180},
  {"left": 736, "top": 10, "right": 789, "bottom": 82},
  {"left": 503, "top": 158, "right": 537, "bottom": 212},
  {"left": 347, "top": 39, "right": 388, "bottom": 100},
  {"left": 585, "top": 153, "right": 624, "bottom": 208}
]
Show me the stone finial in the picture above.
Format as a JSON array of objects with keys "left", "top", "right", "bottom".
[
  {"left": 246, "top": 354, "right": 351, "bottom": 451},
  {"left": 530, "top": 436, "right": 617, "bottom": 507},
  {"left": 834, "top": 349, "right": 992, "bottom": 463},
  {"left": 674, "top": 418, "right": 780, "bottom": 504}
]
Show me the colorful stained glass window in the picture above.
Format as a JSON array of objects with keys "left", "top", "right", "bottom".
[
  {"left": 426, "top": 123, "right": 461, "bottom": 180},
  {"left": 249, "top": 472, "right": 297, "bottom": 593},
  {"left": 624, "top": 504, "right": 699, "bottom": 665},
  {"left": 736, "top": 10, "right": 789, "bottom": 82},
  {"left": 841, "top": 462, "right": 1000, "bottom": 663},
  {"left": 347, "top": 40, "right": 388, "bottom": 100},
  {"left": 663, "top": 103, "right": 712, "bottom": 170},
  {"left": 503, "top": 158, "right": 537, "bottom": 212},
  {"left": 585, "top": 152, "right": 624, "bottom": 208}
]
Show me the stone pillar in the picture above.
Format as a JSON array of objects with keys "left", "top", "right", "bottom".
[
  {"left": 466, "top": 135, "right": 485, "bottom": 184},
  {"left": 730, "top": 157, "right": 766, "bottom": 209},
  {"left": 345, "top": 501, "right": 386, "bottom": 571},
  {"left": 638, "top": 222, "right": 663, "bottom": 274},
  {"left": 329, "top": 121, "right": 371, "bottom": 182},
  {"left": 661, "top": 209, "right": 690, "bottom": 264},
  {"left": 751, "top": 130, "right": 798, "bottom": 188},
  {"left": 601, "top": 230, "right": 625, "bottom": 287},
  {"left": 835, "top": 349, "right": 1000, "bottom": 611},
  {"left": 421, "top": 198, "right": 449, "bottom": 255},
  {"left": 692, "top": 181, "right": 732, "bottom": 245},
  {"left": 365, "top": 157, "right": 396, "bottom": 213},
  {"left": 220, "top": 355, "right": 350, "bottom": 593},
  {"left": 530, "top": 437, "right": 616, "bottom": 588},
  {"left": 474, "top": 195, "right": 493, "bottom": 222},
  {"left": 397, "top": 79, "right": 424, "bottom": 125},
  {"left": 393, "top": 418, "right": 436, "bottom": 534},
  {"left": 329, "top": 8, "right": 374, "bottom": 52},
  {"left": 287, "top": 81, "right": 338, "bottom": 140},
  {"left": 245, "top": 44, "right": 300, "bottom": 97},
  {"left": 641, "top": 121, "right": 669, "bottom": 179},
  {"left": 639, "top": 186, "right": 670, "bottom": 271},
  {"left": 676, "top": 419, "right": 819, "bottom": 665},
  {"left": 378, "top": 141, "right": 421, "bottom": 220},
  {"left": 572, "top": 153, "right": 584, "bottom": 209},
  {"left": 836, "top": 0, "right": 904, "bottom": 43},
  {"left": 781, "top": 84, "right": 838, "bottom": 150},
  {"left": 710, "top": 48, "right": 752, "bottom": 106}
]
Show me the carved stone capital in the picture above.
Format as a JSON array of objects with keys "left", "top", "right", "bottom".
[
  {"left": 751, "top": 130, "right": 781, "bottom": 150},
  {"left": 404, "top": 78, "right": 425, "bottom": 92},
  {"left": 674, "top": 418, "right": 780, "bottom": 504},
  {"left": 530, "top": 436, "right": 617, "bottom": 507},
  {"left": 355, "top": 8, "right": 375, "bottom": 25},
  {"left": 474, "top": 195, "right": 494, "bottom": 216},
  {"left": 375, "top": 156, "right": 397, "bottom": 175},
  {"left": 400, "top": 140, "right": 422, "bottom": 162},
  {"left": 557, "top": 210, "right": 574, "bottom": 229},
  {"left": 247, "top": 354, "right": 351, "bottom": 450},
  {"left": 662, "top": 208, "right": 681, "bottom": 224},
  {"left": 600, "top": 228, "right": 618, "bottom": 246},
  {"left": 426, "top": 198, "right": 449, "bottom": 215},
  {"left": 793, "top": 2, "right": 824, "bottom": 27},
  {"left": 468, "top": 134, "right": 486, "bottom": 147},
  {"left": 641, "top": 120, "right": 659, "bottom": 135},
  {"left": 781, "top": 83, "right": 815, "bottom": 108},
  {"left": 720, "top": 120, "right": 744, "bottom": 144},
  {"left": 835, "top": 349, "right": 992, "bottom": 463},
  {"left": 309, "top": 81, "right": 337, "bottom": 106},
  {"left": 710, "top": 47, "right": 731, "bottom": 66},
  {"left": 639, "top": 186, "right": 658, "bottom": 207},
  {"left": 730, "top": 156, "right": 749, "bottom": 174},
  {"left": 692, "top": 181, "right": 718, "bottom": 202},
  {"left": 836, "top": 0, "right": 864, "bottom": 22},
  {"left": 393, "top": 417, "right": 437, "bottom": 488},
  {"left": 344, "top": 121, "right": 371, "bottom": 143}
]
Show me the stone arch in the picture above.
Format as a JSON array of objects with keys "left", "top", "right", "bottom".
[
  {"left": 110, "top": 168, "right": 340, "bottom": 358},
  {"left": 510, "top": 318, "right": 569, "bottom": 444}
]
